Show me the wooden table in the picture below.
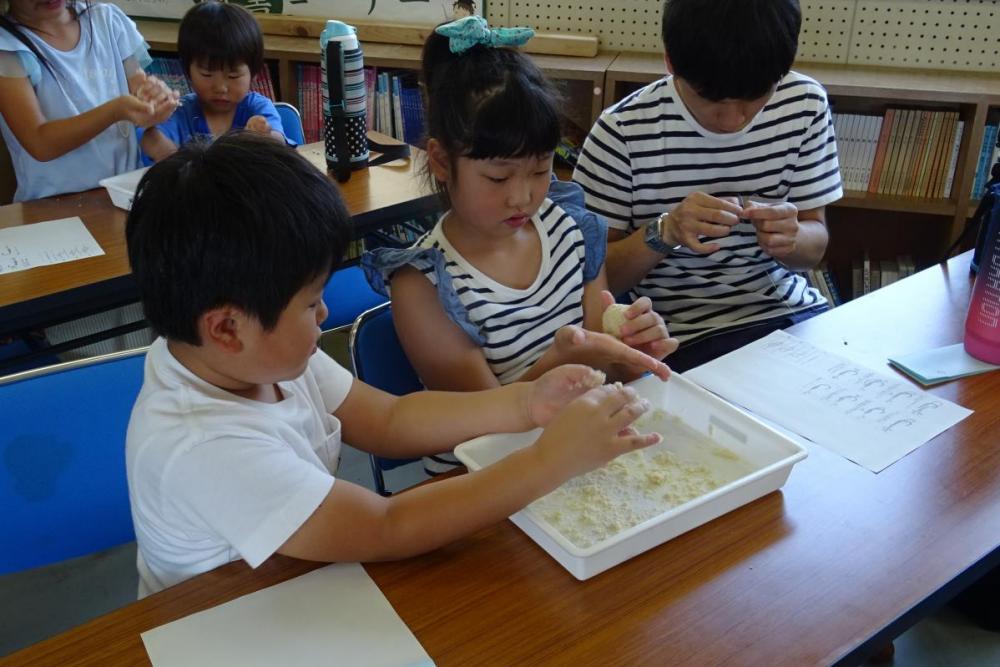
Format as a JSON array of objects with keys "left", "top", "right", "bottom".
[
  {"left": 6, "top": 253, "right": 999, "bottom": 667},
  {"left": 0, "top": 139, "right": 436, "bottom": 339}
]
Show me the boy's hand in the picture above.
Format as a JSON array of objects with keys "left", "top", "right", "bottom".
[
  {"left": 662, "top": 192, "right": 743, "bottom": 254},
  {"left": 599, "top": 291, "right": 678, "bottom": 361},
  {"left": 742, "top": 200, "right": 800, "bottom": 259},
  {"left": 552, "top": 325, "right": 671, "bottom": 382},
  {"left": 523, "top": 364, "right": 607, "bottom": 427},
  {"left": 246, "top": 115, "right": 272, "bottom": 135},
  {"left": 532, "top": 383, "right": 661, "bottom": 480}
]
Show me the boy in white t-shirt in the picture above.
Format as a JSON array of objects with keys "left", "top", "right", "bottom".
[{"left": 124, "top": 133, "right": 668, "bottom": 597}]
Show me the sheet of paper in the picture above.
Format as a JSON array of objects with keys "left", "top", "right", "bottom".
[
  {"left": 888, "top": 342, "right": 1000, "bottom": 386},
  {"left": 141, "top": 563, "right": 434, "bottom": 667},
  {"left": 684, "top": 330, "right": 973, "bottom": 473},
  {"left": 0, "top": 217, "right": 104, "bottom": 275}
]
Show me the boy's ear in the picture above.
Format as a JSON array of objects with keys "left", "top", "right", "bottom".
[
  {"left": 664, "top": 53, "right": 674, "bottom": 75},
  {"left": 425, "top": 138, "right": 451, "bottom": 184},
  {"left": 199, "top": 306, "right": 250, "bottom": 354}
]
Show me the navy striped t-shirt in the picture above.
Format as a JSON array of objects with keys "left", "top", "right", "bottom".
[{"left": 573, "top": 71, "right": 843, "bottom": 344}]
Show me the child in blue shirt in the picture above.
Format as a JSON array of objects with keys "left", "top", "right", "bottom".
[
  {"left": 141, "top": 1, "right": 288, "bottom": 162},
  {"left": 0, "top": 0, "right": 178, "bottom": 201}
]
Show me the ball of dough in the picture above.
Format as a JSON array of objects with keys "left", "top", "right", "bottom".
[{"left": 602, "top": 303, "right": 631, "bottom": 338}]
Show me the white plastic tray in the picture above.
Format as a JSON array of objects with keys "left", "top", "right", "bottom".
[
  {"left": 454, "top": 373, "right": 807, "bottom": 580},
  {"left": 99, "top": 167, "right": 148, "bottom": 210}
]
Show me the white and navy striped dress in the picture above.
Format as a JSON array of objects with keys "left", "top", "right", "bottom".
[
  {"left": 573, "top": 71, "right": 843, "bottom": 344},
  {"left": 366, "top": 188, "right": 606, "bottom": 386}
]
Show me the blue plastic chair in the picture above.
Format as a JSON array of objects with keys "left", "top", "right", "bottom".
[
  {"left": 322, "top": 265, "right": 388, "bottom": 332},
  {"left": 348, "top": 303, "right": 422, "bottom": 495},
  {"left": 274, "top": 101, "right": 305, "bottom": 145},
  {"left": 0, "top": 348, "right": 146, "bottom": 574}
]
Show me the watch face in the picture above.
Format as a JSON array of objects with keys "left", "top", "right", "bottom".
[{"left": 645, "top": 218, "right": 670, "bottom": 254}]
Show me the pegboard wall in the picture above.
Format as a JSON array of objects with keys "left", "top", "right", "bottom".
[{"left": 485, "top": 0, "right": 999, "bottom": 73}]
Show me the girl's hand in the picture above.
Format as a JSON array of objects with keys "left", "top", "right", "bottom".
[
  {"left": 742, "top": 200, "right": 800, "bottom": 259},
  {"left": 522, "top": 364, "right": 607, "bottom": 427},
  {"left": 245, "top": 115, "right": 272, "bottom": 135},
  {"left": 114, "top": 94, "right": 157, "bottom": 127},
  {"left": 600, "top": 291, "right": 678, "bottom": 361},
  {"left": 551, "top": 325, "right": 671, "bottom": 382},
  {"left": 532, "top": 383, "right": 660, "bottom": 480},
  {"left": 130, "top": 73, "right": 179, "bottom": 127}
]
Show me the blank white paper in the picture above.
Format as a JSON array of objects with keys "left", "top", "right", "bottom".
[
  {"left": 141, "top": 563, "right": 434, "bottom": 667},
  {"left": 685, "top": 331, "right": 973, "bottom": 473},
  {"left": 0, "top": 217, "right": 104, "bottom": 275}
]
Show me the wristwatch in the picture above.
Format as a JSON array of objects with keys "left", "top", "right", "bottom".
[{"left": 644, "top": 212, "right": 681, "bottom": 255}]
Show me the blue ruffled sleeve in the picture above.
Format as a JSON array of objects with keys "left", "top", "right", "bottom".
[
  {"left": 547, "top": 177, "right": 608, "bottom": 282},
  {"left": 361, "top": 247, "right": 485, "bottom": 345}
]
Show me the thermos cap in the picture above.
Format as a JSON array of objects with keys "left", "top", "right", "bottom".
[{"left": 321, "top": 20, "right": 359, "bottom": 50}]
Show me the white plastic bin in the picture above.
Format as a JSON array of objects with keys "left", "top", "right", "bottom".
[
  {"left": 454, "top": 373, "right": 808, "bottom": 580},
  {"left": 99, "top": 167, "right": 149, "bottom": 210}
]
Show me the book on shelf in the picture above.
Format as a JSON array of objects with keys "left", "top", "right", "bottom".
[
  {"left": 835, "top": 107, "right": 966, "bottom": 199},
  {"left": 296, "top": 63, "right": 323, "bottom": 143},
  {"left": 879, "top": 108, "right": 906, "bottom": 195},
  {"left": 848, "top": 253, "right": 918, "bottom": 300},
  {"left": 820, "top": 263, "right": 842, "bottom": 306},
  {"left": 868, "top": 108, "right": 894, "bottom": 194},
  {"left": 942, "top": 120, "right": 965, "bottom": 198},
  {"left": 927, "top": 112, "right": 955, "bottom": 198},
  {"left": 889, "top": 109, "right": 918, "bottom": 196},
  {"left": 973, "top": 124, "right": 1000, "bottom": 199},
  {"left": 805, "top": 264, "right": 840, "bottom": 307},
  {"left": 148, "top": 56, "right": 276, "bottom": 103}
]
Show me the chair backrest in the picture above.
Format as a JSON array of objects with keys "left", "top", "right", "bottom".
[
  {"left": 349, "top": 303, "right": 422, "bottom": 494},
  {"left": 0, "top": 349, "right": 147, "bottom": 574},
  {"left": 274, "top": 101, "right": 305, "bottom": 145},
  {"left": 322, "top": 265, "right": 388, "bottom": 332},
  {"left": 349, "top": 302, "right": 422, "bottom": 397}
]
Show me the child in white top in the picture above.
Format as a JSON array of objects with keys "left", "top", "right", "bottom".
[
  {"left": 0, "top": 0, "right": 177, "bottom": 201},
  {"left": 125, "top": 133, "right": 665, "bottom": 596},
  {"left": 365, "top": 17, "right": 678, "bottom": 396}
]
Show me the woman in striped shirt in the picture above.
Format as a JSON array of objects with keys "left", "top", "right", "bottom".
[{"left": 365, "top": 18, "right": 676, "bottom": 472}]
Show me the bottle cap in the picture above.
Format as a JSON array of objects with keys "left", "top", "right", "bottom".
[{"left": 321, "top": 20, "right": 359, "bottom": 50}]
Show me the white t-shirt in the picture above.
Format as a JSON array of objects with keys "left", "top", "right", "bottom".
[
  {"left": 573, "top": 72, "right": 843, "bottom": 344},
  {"left": 126, "top": 338, "right": 354, "bottom": 597}
]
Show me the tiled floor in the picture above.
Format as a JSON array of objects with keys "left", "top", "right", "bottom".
[{"left": 2, "top": 332, "right": 999, "bottom": 663}]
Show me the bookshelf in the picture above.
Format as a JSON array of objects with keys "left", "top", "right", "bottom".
[
  {"left": 603, "top": 50, "right": 1000, "bottom": 298},
  {"left": 135, "top": 20, "right": 614, "bottom": 144}
]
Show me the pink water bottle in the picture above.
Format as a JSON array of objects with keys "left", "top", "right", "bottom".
[{"left": 965, "top": 206, "right": 1000, "bottom": 363}]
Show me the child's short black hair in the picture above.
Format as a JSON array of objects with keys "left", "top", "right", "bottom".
[
  {"left": 661, "top": 0, "right": 801, "bottom": 102},
  {"left": 126, "top": 133, "right": 350, "bottom": 346},
  {"left": 178, "top": 1, "right": 264, "bottom": 77},
  {"left": 421, "top": 26, "right": 562, "bottom": 188}
]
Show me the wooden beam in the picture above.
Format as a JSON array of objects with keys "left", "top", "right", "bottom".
[{"left": 254, "top": 15, "right": 599, "bottom": 58}]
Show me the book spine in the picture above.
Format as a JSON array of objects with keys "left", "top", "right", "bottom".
[
  {"left": 822, "top": 266, "right": 842, "bottom": 306},
  {"left": 880, "top": 108, "right": 907, "bottom": 195},
  {"left": 868, "top": 108, "right": 894, "bottom": 194},
  {"left": 943, "top": 120, "right": 965, "bottom": 198},
  {"left": 889, "top": 109, "right": 918, "bottom": 196},
  {"left": 905, "top": 110, "right": 931, "bottom": 197},
  {"left": 918, "top": 111, "right": 943, "bottom": 198}
]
